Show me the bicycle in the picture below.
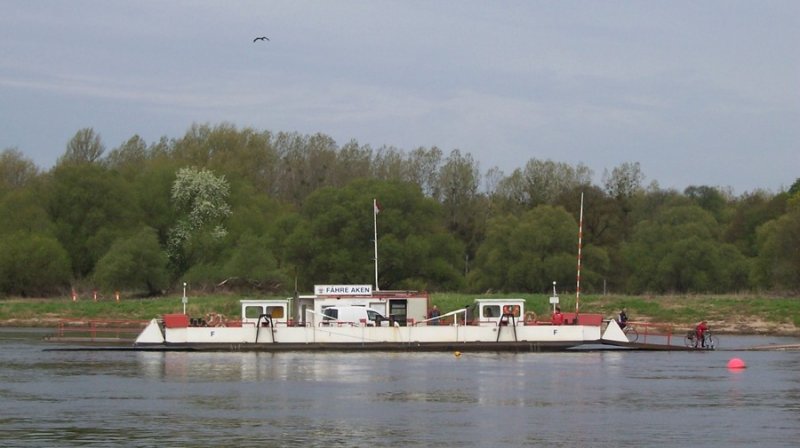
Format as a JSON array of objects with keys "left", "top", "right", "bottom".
[
  {"left": 684, "top": 330, "right": 718, "bottom": 349},
  {"left": 624, "top": 325, "right": 638, "bottom": 343},
  {"left": 619, "top": 322, "right": 638, "bottom": 343}
]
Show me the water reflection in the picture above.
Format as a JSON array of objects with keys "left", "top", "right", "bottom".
[
  {"left": 140, "top": 351, "right": 429, "bottom": 383},
  {"left": 377, "top": 389, "right": 478, "bottom": 404},
  {"left": 2, "top": 330, "right": 800, "bottom": 447}
]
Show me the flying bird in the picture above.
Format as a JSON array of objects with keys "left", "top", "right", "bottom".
[{"left": 253, "top": 36, "right": 270, "bottom": 42}]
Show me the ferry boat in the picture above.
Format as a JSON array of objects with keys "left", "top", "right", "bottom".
[
  {"left": 133, "top": 284, "right": 623, "bottom": 351},
  {"left": 133, "top": 196, "right": 642, "bottom": 352}
]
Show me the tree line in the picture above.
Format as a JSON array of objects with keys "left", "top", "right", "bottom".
[{"left": 1, "top": 123, "right": 798, "bottom": 297}]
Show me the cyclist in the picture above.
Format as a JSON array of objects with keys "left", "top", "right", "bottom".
[
  {"left": 617, "top": 308, "right": 629, "bottom": 329},
  {"left": 695, "top": 320, "right": 709, "bottom": 348}
]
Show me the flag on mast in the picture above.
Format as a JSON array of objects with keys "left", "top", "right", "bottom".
[{"left": 374, "top": 199, "right": 382, "bottom": 215}]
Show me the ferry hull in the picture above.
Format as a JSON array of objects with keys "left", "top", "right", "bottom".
[
  {"left": 134, "top": 318, "right": 602, "bottom": 351},
  {"left": 142, "top": 341, "right": 590, "bottom": 352}
]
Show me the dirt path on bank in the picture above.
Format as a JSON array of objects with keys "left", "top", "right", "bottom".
[{"left": 712, "top": 318, "right": 799, "bottom": 336}]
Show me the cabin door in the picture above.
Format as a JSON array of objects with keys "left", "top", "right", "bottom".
[{"left": 389, "top": 300, "right": 408, "bottom": 326}]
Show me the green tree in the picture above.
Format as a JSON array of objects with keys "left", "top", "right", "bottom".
[
  {"left": 58, "top": 128, "right": 105, "bottom": 165},
  {"left": 555, "top": 186, "right": 619, "bottom": 247},
  {"left": 372, "top": 145, "right": 407, "bottom": 182},
  {"left": 167, "top": 167, "right": 232, "bottom": 273},
  {"left": 222, "top": 233, "right": 288, "bottom": 292},
  {"left": 46, "top": 164, "right": 142, "bottom": 277},
  {"left": 92, "top": 227, "right": 170, "bottom": 295},
  {"left": 171, "top": 123, "right": 281, "bottom": 194},
  {"left": 469, "top": 205, "right": 583, "bottom": 293},
  {"left": 269, "top": 131, "right": 340, "bottom": 205},
  {"left": 0, "top": 232, "right": 71, "bottom": 296},
  {"left": 788, "top": 178, "right": 800, "bottom": 196},
  {"left": 336, "top": 139, "right": 374, "bottom": 187},
  {"left": 494, "top": 159, "right": 593, "bottom": 210},
  {"left": 406, "top": 146, "right": 442, "bottom": 197},
  {"left": 0, "top": 188, "right": 55, "bottom": 236},
  {"left": 285, "top": 179, "right": 464, "bottom": 291},
  {"left": 210, "top": 183, "right": 296, "bottom": 291},
  {"left": 131, "top": 162, "right": 180, "bottom": 246},
  {"left": 603, "top": 161, "right": 645, "bottom": 200},
  {"left": 622, "top": 205, "right": 748, "bottom": 293},
  {"left": 435, "top": 150, "right": 487, "bottom": 257},
  {"left": 684, "top": 185, "right": 732, "bottom": 223},
  {"left": 725, "top": 191, "right": 787, "bottom": 257},
  {"left": 0, "top": 147, "right": 39, "bottom": 192},
  {"left": 105, "top": 135, "right": 150, "bottom": 176},
  {"left": 752, "top": 204, "right": 800, "bottom": 291},
  {"left": 602, "top": 161, "right": 648, "bottom": 246},
  {"left": 180, "top": 230, "right": 230, "bottom": 290}
]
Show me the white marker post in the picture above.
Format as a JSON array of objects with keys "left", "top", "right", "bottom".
[
  {"left": 182, "top": 282, "right": 188, "bottom": 315},
  {"left": 549, "top": 281, "right": 559, "bottom": 313}
]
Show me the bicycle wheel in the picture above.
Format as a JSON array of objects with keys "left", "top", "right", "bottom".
[
  {"left": 705, "top": 335, "right": 718, "bottom": 350},
  {"left": 625, "top": 327, "right": 638, "bottom": 343},
  {"left": 684, "top": 334, "right": 696, "bottom": 348}
]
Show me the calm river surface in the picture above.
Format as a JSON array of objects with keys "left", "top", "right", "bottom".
[{"left": 1, "top": 328, "right": 799, "bottom": 447}]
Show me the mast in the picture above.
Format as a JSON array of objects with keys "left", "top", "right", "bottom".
[
  {"left": 373, "top": 198, "right": 380, "bottom": 291},
  {"left": 576, "top": 192, "right": 584, "bottom": 314}
]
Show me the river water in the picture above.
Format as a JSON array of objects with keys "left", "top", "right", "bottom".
[{"left": 1, "top": 328, "right": 799, "bottom": 447}]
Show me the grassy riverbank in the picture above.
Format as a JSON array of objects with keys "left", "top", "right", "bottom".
[
  {"left": 434, "top": 293, "right": 800, "bottom": 335},
  {"left": 1, "top": 293, "right": 798, "bottom": 335}
]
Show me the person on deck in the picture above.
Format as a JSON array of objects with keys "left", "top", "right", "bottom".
[
  {"left": 695, "top": 320, "right": 709, "bottom": 348},
  {"left": 617, "top": 308, "right": 629, "bottom": 329},
  {"left": 551, "top": 306, "right": 564, "bottom": 325},
  {"left": 430, "top": 305, "right": 441, "bottom": 326}
]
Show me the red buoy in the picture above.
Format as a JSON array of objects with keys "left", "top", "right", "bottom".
[{"left": 727, "top": 358, "right": 746, "bottom": 369}]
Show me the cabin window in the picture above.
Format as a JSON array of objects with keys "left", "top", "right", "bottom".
[
  {"left": 483, "top": 305, "right": 501, "bottom": 318},
  {"left": 245, "top": 306, "right": 263, "bottom": 319},
  {"left": 267, "top": 306, "right": 284, "bottom": 319},
  {"left": 322, "top": 308, "right": 338, "bottom": 320}
]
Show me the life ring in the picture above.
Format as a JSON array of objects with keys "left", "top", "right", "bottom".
[{"left": 525, "top": 311, "right": 537, "bottom": 324}]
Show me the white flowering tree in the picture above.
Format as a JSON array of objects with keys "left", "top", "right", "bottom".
[{"left": 167, "top": 167, "right": 232, "bottom": 271}]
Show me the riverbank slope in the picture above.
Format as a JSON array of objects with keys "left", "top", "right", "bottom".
[{"left": 1, "top": 293, "right": 798, "bottom": 336}]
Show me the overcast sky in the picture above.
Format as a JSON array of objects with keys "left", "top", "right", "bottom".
[{"left": 2, "top": 1, "right": 798, "bottom": 194}]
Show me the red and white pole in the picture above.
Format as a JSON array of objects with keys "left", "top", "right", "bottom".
[{"left": 576, "top": 192, "right": 584, "bottom": 314}]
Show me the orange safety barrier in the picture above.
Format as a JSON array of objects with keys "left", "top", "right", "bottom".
[
  {"left": 576, "top": 314, "right": 604, "bottom": 326},
  {"left": 622, "top": 320, "right": 676, "bottom": 345}
]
